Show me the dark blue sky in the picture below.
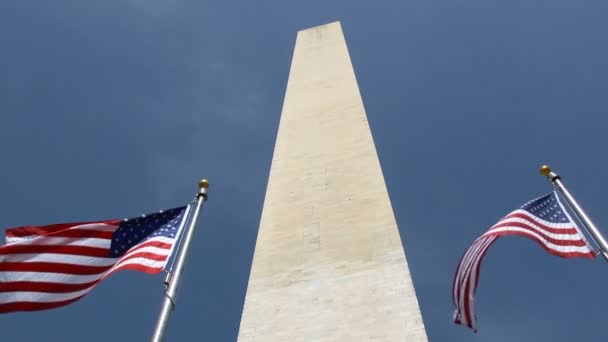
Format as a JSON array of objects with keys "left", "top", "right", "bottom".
[{"left": 1, "top": 1, "right": 607, "bottom": 341}]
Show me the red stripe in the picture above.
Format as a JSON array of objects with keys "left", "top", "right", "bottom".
[
  {"left": 501, "top": 212, "right": 579, "bottom": 234},
  {"left": 117, "top": 251, "right": 168, "bottom": 264},
  {"left": 485, "top": 230, "right": 595, "bottom": 259},
  {"left": 0, "top": 245, "right": 110, "bottom": 258},
  {"left": 453, "top": 236, "right": 497, "bottom": 332},
  {"left": 453, "top": 240, "right": 482, "bottom": 308},
  {"left": 126, "top": 240, "right": 172, "bottom": 254},
  {"left": 103, "top": 263, "right": 163, "bottom": 279},
  {"left": 488, "top": 221, "right": 587, "bottom": 247},
  {"left": 0, "top": 251, "right": 168, "bottom": 293},
  {"left": 0, "top": 295, "right": 86, "bottom": 313},
  {"left": 7, "top": 228, "right": 115, "bottom": 241},
  {"left": 6, "top": 223, "right": 91, "bottom": 237},
  {"left": 10, "top": 227, "right": 118, "bottom": 243},
  {"left": 5, "top": 220, "right": 119, "bottom": 238},
  {"left": 454, "top": 237, "right": 491, "bottom": 304},
  {"left": 461, "top": 238, "right": 493, "bottom": 331},
  {"left": 473, "top": 237, "right": 498, "bottom": 293},
  {"left": 0, "top": 262, "right": 112, "bottom": 275},
  {"left": 0, "top": 264, "right": 164, "bottom": 314},
  {"left": 0, "top": 250, "right": 169, "bottom": 275},
  {"left": 45, "top": 229, "right": 114, "bottom": 239},
  {"left": 0, "top": 252, "right": 170, "bottom": 295},
  {"left": 452, "top": 246, "right": 469, "bottom": 306},
  {"left": 462, "top": 259, "right": 474, "bottom": 329},
  {"left": 0, "top": 280, "right": 98, "bottom": 293}
]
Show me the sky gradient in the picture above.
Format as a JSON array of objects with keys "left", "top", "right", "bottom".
[{"left": 1, "top": 1, "right": 608, "bottom": 341}]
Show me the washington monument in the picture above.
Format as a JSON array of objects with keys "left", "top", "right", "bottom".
[{"left": 237, "top": 21, "right": 428, "bottom": 341}]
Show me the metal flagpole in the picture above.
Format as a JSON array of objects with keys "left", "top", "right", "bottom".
[
  {"left": 540, "top": 165, "right": 608, "bottom": 262},
  {"left": 151, "top": 179, "right": 209, "bottom": 342}
]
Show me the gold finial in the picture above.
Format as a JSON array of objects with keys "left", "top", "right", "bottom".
[
  {"left": 539, "top": 165, "right": 552, "bottom": 177},
  {"left": 198, "top": 179, "right": 209, "bottom": 189}
]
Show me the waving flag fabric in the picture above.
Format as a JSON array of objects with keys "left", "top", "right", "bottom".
[
  {"left": 0, "top": 205, "right": 190, "bottom": 313},
  {"left": 452, "top": 192, "right": 595, "bottom": 332}
]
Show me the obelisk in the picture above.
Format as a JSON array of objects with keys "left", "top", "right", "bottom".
[{"left": 237, "top": 21, "right": 428, "bottom": 341}]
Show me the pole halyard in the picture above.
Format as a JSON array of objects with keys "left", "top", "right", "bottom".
[{"left": 151, "top": 179, "right": 209, "bottom": 342}]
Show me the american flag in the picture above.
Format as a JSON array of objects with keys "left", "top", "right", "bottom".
[
  {"left": 0, "top": 204, "right": 190, "bottom": 313},
  {"left": 452, "top": 191, "right": 595, "bottom": 332}
]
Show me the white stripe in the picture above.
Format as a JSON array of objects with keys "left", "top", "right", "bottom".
[
  {"left": 455, "top": 236, "right": 492, "bottom": 294},
  {"left": 5, "top": 237, "right": 111, "bottom": 249},
  {"left": 0, "top": 259, "right": 167, "bottom": 305},
  {"left": 509, "top": 209, "right": 582, "bottom": 229},
  {"left": 0, "top": 246, "right": 171, "bottom": 266},
  {"left": 0, "top": 253, "right": 117, "bottom": 267},
  {"left": 463, "top": 236, "right": 495, "bottom": 331},
  {"left": 115, "top": 245, "right": 171, "bottom": 261},
  {"left": 454, "top": 239, "right": 484, "bottom": 304},
  {"left": 110, "top": 257, "right": 167, "bottom": 273},
  {"left": 491, "top": 217, "right": 587, "bottom": 240},
  {"left": 0, "top": 224, "right": 180, "bottom": 306},
  {"left": 69, "top": 223, "right": 119, "bottom": 231},
  {"left": 5, "top": 224, "right": 117, "bottom": 245},
  {"left": 0, "top": 257, "right": 167, "bottom": 286},
  {"left": 0, "top": 271, "right": 105, "bottom": 285},
  {"left": 457, "top": 236, "right": 494, "bottom": 327},
  {"left": 458, "top": 238, "right": 491, "bottom": 328},
  {"left": 455, "top": 236, "right": 492, "bottom": 325},
  {"left": 0, "top": 287, "right": 93, "bottom": 304},
  {"left": 484, "top": 226, "right": 593, "bottom": 253}
]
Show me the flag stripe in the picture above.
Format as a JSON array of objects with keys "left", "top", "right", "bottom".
[
  {"left": 453, "top": 236, "right": 493, "bottom": 306},
  {"left": 485, "top": 229, "right": 595, "bottom": 258},
  {"left": 452, "top": 192, "right": 596, "bottom": 332},
  {"left": 0, "top": 296, "right": 85, "bottom": 314},
  {"left": 0, "top": 259, "right": 167, "bottom": 304},
  {"left": 0, "top": 271, "right": 106, "bottom": 285},
  {"left": 0, "top": 287, "right": 95, "bottom": 304},
  {"left": 6, "top": 223, "right": 95, "bottom": 237},
  {"left": 491, "top": 219, "right": 586, "bottom": 244},
  {"left": 0, "top": 256, "right": 170, "bottom": 294},
  {"left": 5, "top": 223, "right": 118, "bottom": 239},
  {"left": 0, "top": 205, "right": 190, "bottom": 313},
  {"left": 502, "top": 211, "right": 580, "bottom": 233},
  {"left": 1, "top": 246, "right": 171, "bottom": 268},
  {"left": 464, "top": 236, "right": 496, "bottom": 331},
  {"left": 0, "top": 245, "right": 111, "bottom": 257},
  {"left": 455, "top": 236, "right": 495, "bottom": 330},
  {"left": 487, "top": 225, "right": 589, "bottom": 248},
  {"left": 6, "top": 228, "right": 116, "bottom": 245},
  {"left": 3, "top": 237, "right": 113, "bottom": 249},
  {"left": 0, "top": 262, "right": 112, "bottom": 275},
  {"left": 0, "top": 280, "right": 98, "bottom": 293}
]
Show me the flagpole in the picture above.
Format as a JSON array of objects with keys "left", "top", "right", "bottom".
[
  {"left": 150, "top": 179, "right": 209, "bottom": 342},
  {"left": 540, "top": 165, "right": 608, "bottom": 261}
]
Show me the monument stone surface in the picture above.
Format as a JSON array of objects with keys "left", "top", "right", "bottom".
[{"left": 237, "top": 21, "right": 428, "bottom": 341}]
